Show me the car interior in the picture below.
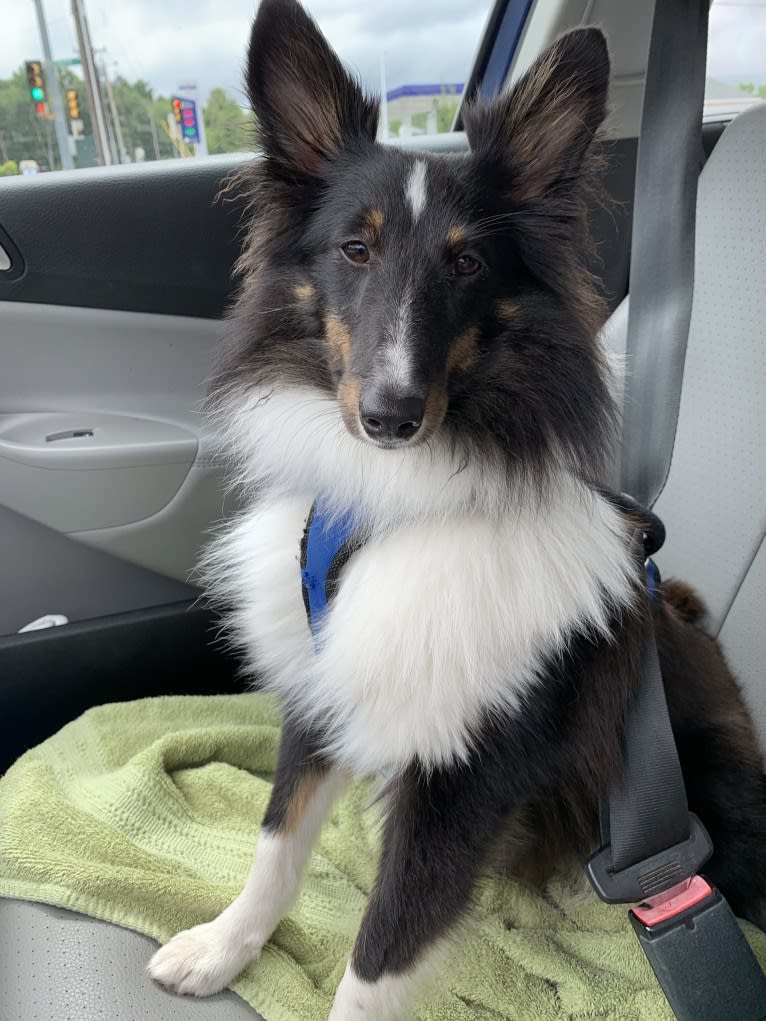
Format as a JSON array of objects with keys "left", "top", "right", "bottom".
[{"left": 0, "top": 0, "right": 764, "bottom": 1018}]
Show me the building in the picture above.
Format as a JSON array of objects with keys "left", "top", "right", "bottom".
[{"left": 384, "top": 83, "right": 464, "bottom": 137}]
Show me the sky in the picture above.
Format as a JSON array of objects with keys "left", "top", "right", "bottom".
[
  {"left": 2, "top": 0, "right": 493, "bottom": 105},
  {"left": 2, "top": 0, "right": 766, "bottom": 107}
]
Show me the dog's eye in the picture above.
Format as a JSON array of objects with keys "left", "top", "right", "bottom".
[
  {"left": 454, "top": 254, "right": 482, "bottom": 277},
  {"left": 340, "top": 241, "right": 370, "bottom": 265}
]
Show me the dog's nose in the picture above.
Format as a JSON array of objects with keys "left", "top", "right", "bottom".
[{"left": 359, "top": 391, "right": 425, "bottom": 442}]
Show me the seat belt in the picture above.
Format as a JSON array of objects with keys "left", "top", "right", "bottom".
[{"left": 586, "top": 1, "right": 766, "bottom": 1017}]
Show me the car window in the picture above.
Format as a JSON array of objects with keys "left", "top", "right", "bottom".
[
  {"left": 0, "top": 0, "right": 493, "bottom": 174},
  {"left": 705, "top": 0, "right": 766, "bottom": 118}
]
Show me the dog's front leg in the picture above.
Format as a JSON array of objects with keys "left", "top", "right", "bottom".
[
  {"left": 329, "top": 763, "right": 504, "bottom": 1021},
  {"left": 149, "top": 715, "right": 346, "bottom": 996}
]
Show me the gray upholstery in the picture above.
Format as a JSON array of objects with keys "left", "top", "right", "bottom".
[
  {"left": 602, "top": 103, "right": 766, "bottom": 748},
  {"left": 719, "top": 538, "right": 766, "bottom": 744},
  {"left": 0, "top": 899, "right": 262, "bottom": 1021},
  {"left": 652, "top": 104, "right": 766, "bottom": 634}
]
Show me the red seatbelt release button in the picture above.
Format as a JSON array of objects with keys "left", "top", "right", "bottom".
[{"left": 632, "top": 874, "right": 713, "bottom": 928}]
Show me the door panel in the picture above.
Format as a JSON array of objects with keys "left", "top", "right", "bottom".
[
  {"left": 0, "top": 504, "right": 196, "bottom": 637},
  {"left": 0, "top": 300, "right": 227, "bottom": 580}
]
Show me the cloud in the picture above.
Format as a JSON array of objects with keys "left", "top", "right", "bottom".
[
  {"left": 1, "top": 0, "right": 491, "bottom": 106},
  {"left": 707, "top": 4, "right": 766, "bottom": 81},
  {"left": 5, "top": 0, "right": 764, "bottom": 116}
]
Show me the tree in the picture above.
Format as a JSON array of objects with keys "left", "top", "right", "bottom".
[
  {"left": 111, "top": 77, "right": 175, "bottom": 161},
  {"left": 739, "top": 82, "right": 766, "bottom": 100},
  {"left": 0, "top": 66, "right": 256, "bottom": 169},
  {"left": 203, "top": 88, "right": 253, "bottom": 155},
  {"left": 0, "top": 66, "right": 55, "bottom": 169},
  {"left": 437, "top": 100, "right": 458, "bottom": 133},
  {"left": 0, "top": 159, "right": 19, "bottom": 176},
  {"left": 0, "top": 65, "right": 95, "bottom": 170}
]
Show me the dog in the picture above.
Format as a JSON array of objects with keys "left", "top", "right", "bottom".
[{"left": 148, "top": 0, "right": 766, "bottom": 1016}]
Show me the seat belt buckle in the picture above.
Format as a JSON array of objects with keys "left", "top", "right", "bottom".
[
  {"left": 631, "top": 873, "right": 713, "bottom": 929},
  {"left": 630, "top": 877, "right": 766, "bottom": 1021},
  {"left": 586, "top": 812, "right": 713, "bottom": 904}
]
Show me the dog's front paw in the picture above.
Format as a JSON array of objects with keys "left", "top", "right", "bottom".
[
  {"left": 148, "top": 921, "right": 259, "bottom": 997},
  {"left": 328, "top": 964, "right": 413, "bottom": 1021}
]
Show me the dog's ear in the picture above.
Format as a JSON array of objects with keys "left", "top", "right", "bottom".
[
  {"left": 464, "top": 28, "right": 609, "bottom": 203},
  {"left": 247, "top": 0, "right": 379, "bottom": 179}
]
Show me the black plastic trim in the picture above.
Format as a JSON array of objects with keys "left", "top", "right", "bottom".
[
  {"left": 0, "top": 157, "right": 249, "bottom": 319},
  {"left": 457, "top": 0, "right": 534, "bottom": 125},
  {"left": 0, "top": 224, "right": 25, "bottom": 281},
  {"left": 0, "top": 600, "right": 246, "bottom": 774},
  {"left": 0, "top": 503, "right": 199, "bottom": 637}
]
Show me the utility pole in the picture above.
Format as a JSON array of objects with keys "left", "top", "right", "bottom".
[
  {"left": 70, "top": 0, "right": 111, "bottom": 165},
  {"left": 379, "top": 53, "right": 389, "bottom": 142},
  {"left": 32, "top": 0, "right": 74, "bottom": 170},
  {"left": 101, "top": 60, "right": 128, "bottom": 162}
]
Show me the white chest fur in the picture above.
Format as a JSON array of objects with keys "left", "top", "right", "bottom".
[{"left": 205, "top": 481, "right": 635, "bottom": 774}]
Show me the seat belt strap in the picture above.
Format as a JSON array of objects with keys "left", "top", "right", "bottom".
[
  {"left": 587, "top": 516, "right": 713, "bottom": 905},
  {"left": 620, "top": 0, "right": 709, "bottom": 510},
  {"left": 588, "top": 0, "right": 766, "bottom": 1014},
  {"left": 605, "top": 0, "right": 709, "bottom": 881}
]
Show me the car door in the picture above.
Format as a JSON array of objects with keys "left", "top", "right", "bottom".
[{"left": 0, "top": 156, "right": 253, "bottom": 767}]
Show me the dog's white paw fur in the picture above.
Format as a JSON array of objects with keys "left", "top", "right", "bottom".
[
  {"left": 327, "top": 963, "right": 416, "bottom": 1020},
  {"left": 148, "top": 921, "right": 259, "bottom": 997}
]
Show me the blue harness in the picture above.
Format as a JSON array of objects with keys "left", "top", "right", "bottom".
[
  {"left": 299, "top": 493, "right": 662, "bottom": 638},
  {"left": 300, "top": 502, "right": 362, "bottom": 638}
]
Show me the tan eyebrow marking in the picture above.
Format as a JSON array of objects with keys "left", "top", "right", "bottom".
[
  {"left": 363, "top": 208, "right": 384, "bottom": 235},
  {"left": 495, "top": 298, "right": 520, "bottom": 321},
  {"left": 447, "top": 225, "right": 468, "bottom": 249},
  {"left": 294, "top": 281, "right": 316, "bottom": 302}
]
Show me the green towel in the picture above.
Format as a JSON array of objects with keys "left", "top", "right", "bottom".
[{"left": 1, "top": 694, "right": 764, "bottom": 1020}]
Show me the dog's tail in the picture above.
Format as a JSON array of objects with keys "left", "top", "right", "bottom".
[{"left": 662, "top": 578, "right": 708, "bottom": 625}]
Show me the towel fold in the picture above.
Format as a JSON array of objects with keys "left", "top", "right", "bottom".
[{"left": 1, "top": 693, "right": 764, "bottom": 1020}]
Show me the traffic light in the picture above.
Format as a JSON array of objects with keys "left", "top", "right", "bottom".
[
  {"left": 66, "top": 89, "right": 80, "bottom": 120},
  {"left": 171, "top": 96, "right": 200, "bottom": 144},
  {"left": 25, "top": 61, "right": 48, "bottom": 117}
]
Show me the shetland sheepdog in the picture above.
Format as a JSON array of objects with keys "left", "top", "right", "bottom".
[{"left": 149, "top": 0, "right": 766, "bottom": 1016}]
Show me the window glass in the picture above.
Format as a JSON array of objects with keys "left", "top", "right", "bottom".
[
  {"left": 705, "top": 0, "right": 766, "bottom": 118},
  {"left": 0, "top": 0, "right": 492, "bottom": 173}
]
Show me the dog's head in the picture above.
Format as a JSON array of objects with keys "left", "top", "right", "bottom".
[{"left": 222, "top": 0, "right": 613, "bottom": 486}]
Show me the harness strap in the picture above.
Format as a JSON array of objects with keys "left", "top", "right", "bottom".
[{"left": 300, "top": 502, "right": 364, "bottom": 638}]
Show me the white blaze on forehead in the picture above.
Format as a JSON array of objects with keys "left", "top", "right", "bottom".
[{"left": 405, "top": 159, "right": 428, "bottom": 220}]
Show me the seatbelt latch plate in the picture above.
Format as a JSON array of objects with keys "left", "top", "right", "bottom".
[{"left": 586, "top": 812, "right": 713, "bottom": 904}]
